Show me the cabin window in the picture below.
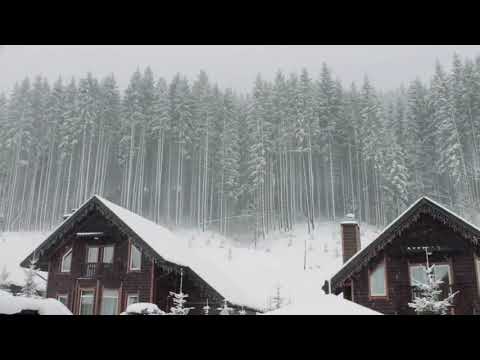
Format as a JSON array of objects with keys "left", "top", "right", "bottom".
[
  {"left": 129, "top": 243, "right": 141, "bottom": 271},
  {"left": 100, "top": 289, "right": 119, "bottom": 315},
  {"left": 87, "top": 246, "right": 99, "bottom": 263},
  {"left": 409, "top": 263, "right": 452, "bottom": 299},
  {"left": 369, "top": 261, "right": 387, "bottom": 297},
  {"left": 127, "top": 294, "right": 140, "bottom": 307},
  {"left": 409, "top": 264, "right": 451, "bottom": 286},
  {"left": 79, "top": 290, "right": 95, "bottom": 315},
  {"left": 102, "top": 245, "right": 114, "bottom": 264},
  {"left": 61, "top": 248, "right": 72, "bottom": 273},
  {"left": 57, "top": 294, "right": 68, "bottom": 307}
]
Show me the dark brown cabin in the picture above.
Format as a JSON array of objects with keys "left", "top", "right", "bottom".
[
  {"left": 330, "top": 197, "right": 480, "bottom": 315},
  {"left": 20, "top": 195, "right": 255, "bottom": 315}
]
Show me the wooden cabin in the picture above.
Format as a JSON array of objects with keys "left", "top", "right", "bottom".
[
  {"left": 20, "top": 195, "right": 256, "bottom": 315},
  {"left": 330, "top": 197, "right": 480, "bottom": 315}
]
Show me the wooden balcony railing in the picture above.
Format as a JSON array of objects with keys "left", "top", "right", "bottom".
[{"left": 80, "top": 262, "right": 117, "bottom": 278}]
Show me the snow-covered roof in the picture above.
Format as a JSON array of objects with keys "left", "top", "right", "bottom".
[
  {"left": 263, "top": 294, "right": 381, "bottom": 315},
  {"left": 331, "top": 196, "right": 480, "bottom": 293},
  {"left": 95, "top": 196, "right": 187, "bottom": 266},
  {"left": 95, "top": 196, "right": 330, "bottom": 311},
  {"left": 0, "top": 292, "right": 72, "bottom": 315}
]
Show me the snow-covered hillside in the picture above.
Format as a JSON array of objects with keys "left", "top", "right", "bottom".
[
  {"left": 171, "top": 221, "right": 381, "bottom": 310},
  {"left": 174, "top": 221, "right": 380, "bottom": 280}
]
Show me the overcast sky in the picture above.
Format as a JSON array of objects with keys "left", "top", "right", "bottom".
[{"left": 1, "top": 45, "right": 480, "bottom": 95}]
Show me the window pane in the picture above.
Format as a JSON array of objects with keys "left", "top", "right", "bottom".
[
  {"left": 101, "top": 289, "right": 119, "bottom": 315},
  {"left": 434, "top": 265, "right": 450, "bottom": 285},
  {"left": 61, "top": 250, "right": 72, "bottom": 272},
  {"left": 127, "top": 294, "right": 139, "bottom": 307},
  {"left": 103, "top": 246, "right": 114, "bottom": 264},
  {"left": 87, "top": 247, "right": 98, "bottom": 263},
  {"left": 80, "top": 291, "right": 95, "bottom": 315},
  {"left": 410, "top": 264, "right": 451, "bottom": 286},
  {"left": 370, "top": 262, "right": 386, "bottom": 296},
  {"left": 130, "top": 244, "right": 141, "bottom": 270},
  {"left": 410, "top": 265, "right": 428, "bottom": 286}
]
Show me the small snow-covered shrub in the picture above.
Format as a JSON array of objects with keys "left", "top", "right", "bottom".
[{"left": 121, "top": 302, "right": 165, "bottom": 315}]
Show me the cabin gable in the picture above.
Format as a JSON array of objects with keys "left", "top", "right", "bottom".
[{"left": 333, "top": 199, "right": 480, "bottom": 315}]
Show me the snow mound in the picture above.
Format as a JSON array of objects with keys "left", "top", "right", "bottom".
[
  {"left": 0, "top": 289, "right": 22, "bottom": 314},
  {"left": 263, "top": 294, "right": 381, "bottom": 315},
  {"left": 121, "top": 302, "right": 165, "bottom": 315},
  {"left": 0, "top": 292, "right": 72, "bottom": 315}
]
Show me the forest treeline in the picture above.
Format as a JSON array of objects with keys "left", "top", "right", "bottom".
[{"left": 1, "top": 53, "right": 480, "bottom": 242}]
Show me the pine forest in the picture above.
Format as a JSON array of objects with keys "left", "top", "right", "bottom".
[{"left": 1, "top": 53, "right": 480, "bottom": 245}]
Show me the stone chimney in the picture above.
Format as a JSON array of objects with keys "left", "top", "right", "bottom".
[{"left": 341, "top": 214, "right": 361, "bottom": 264}]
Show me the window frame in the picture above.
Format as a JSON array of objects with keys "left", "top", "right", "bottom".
[
  {"left": 86, "top": 246, "right": 99, "bottom": 264},
  {"left": 126, "top": 293, "right": 140, "bottom": 308},
  {"left": 78, "top": 288, "right": 96, "bottom": 315},
  {"left": 475, "top": 255, "right": 480, "bottom": 297},
  {"left": 128, "top": 241, "right": 142, "bottom": 271},
  {"left": 102, "top": 245, "right": 115, "bottom": 264},
  {"left": 61, "top": 248, "right": 73, "bottom": 273},
  {"left": 57, "top": 293, "right": 69, "bottom": 307},
  {"left": 368, "top": 258, "right": 388, "bottom": 300},
  {"left": 100, "top": 288, "right": 120, "bottom": 315},
  {"left": 408, "top": 262, "right": 453, "bottom": 288}
]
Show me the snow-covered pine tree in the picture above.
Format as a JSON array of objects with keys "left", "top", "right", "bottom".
[
  {"left": 238, "top": 306, "right": 246, "bottom": 315},
  {"left": 168, "top": 268, "right": 194, "bottom": 315},
  {"left": 59, "top": 78, "right": 80, "bottom": 217},
  {"left": 150, "top": 77, "right": 170, "bottom": 224},
  {"left": 431, "top": 62, "right": 468, "bottom": 213},
  {"left": 119, "top": 69, "right": 143, "bottom": 210},
  {"left": 359, "top": 76, "right": 387, "bottom": 226},
  {"left": 317, "top": 63, "right": 339, "bottom": 224},
  {"left": 20, "top": 256, "right": 40, "bottom": 298},
  {"left": 0, "top": 265, "right": 9, "bottom": 289},
  {"left": 202, "top": 298, "right": 210, "bottom": 315},
  {"left": 408, "top": 247, "right": 459, "bottom": 315},
  {"left": 246, "top": 75, "right": 268, "bottom": 246},
  {"left": 408, "top": 263, "right": 458, "bottom": 315},
  {"left": 217, "top": 298, "right": 233, "bottom": 315}
]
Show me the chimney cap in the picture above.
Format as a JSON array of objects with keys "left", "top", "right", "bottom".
[{"left": 341, "top": 213, "right": 358, "bottom": 225}]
